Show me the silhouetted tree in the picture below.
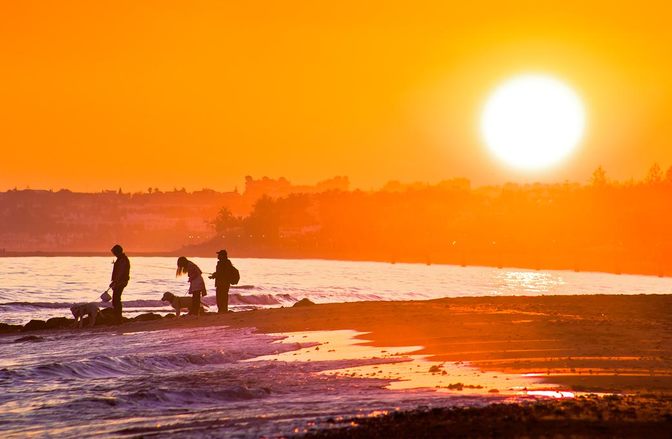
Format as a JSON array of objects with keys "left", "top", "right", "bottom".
[
  {"left": 244, "top": 195, "right": 279, "bottom": 239},
  {"left": 211, "top": 207, "right": 241, "bottom": 234},
  {"left": 591, "top": 166, "right": 607, "bottom": 187},
  {"left": 645, "top": 163, "right": 663, "bottom": 184}
]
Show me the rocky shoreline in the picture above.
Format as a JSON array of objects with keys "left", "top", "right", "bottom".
[
  {"left": 1, "top": 297, "right": 318, "bottom": 333},
  {"left": 0, "top": 307, "right": 166, "bottom": 333},
  {"left": 304, "top": 394, "right": 672, "bottom": 438},
  {"left": 3, "top": 295, "right": 672, "bottom": 437}
]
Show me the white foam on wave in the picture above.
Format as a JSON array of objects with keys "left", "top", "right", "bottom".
[
  {"left": 0, "top": 292, "right": 298, "bottom": 311},
  {"left": 4, "top": 256, "right": 670, "bottom": 327},
  {"left": 0, "top": 324, "right": 492, "bottom": 437}
]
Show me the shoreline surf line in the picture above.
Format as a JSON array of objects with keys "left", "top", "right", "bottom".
[
  {"left": 7, "top": 294, "right": 668, "bottom": 394},
  {"left": 1, "top": 252, "right": 670, "bottom": 279}
]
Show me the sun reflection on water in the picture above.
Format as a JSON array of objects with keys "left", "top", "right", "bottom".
[
  {"left": 253, "top": 330, "right": 576, "bottom": 398},
  {"left": 494, "top": 270, "right": 566, "bottom": 295}
]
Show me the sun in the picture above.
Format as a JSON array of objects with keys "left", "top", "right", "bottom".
[{"left": 480, "top": 74, "right": 586, "bottom": 170}]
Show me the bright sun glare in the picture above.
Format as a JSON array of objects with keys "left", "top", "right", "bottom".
[{"left": 481, "top": 74, "right": 586, "bottom": 170}]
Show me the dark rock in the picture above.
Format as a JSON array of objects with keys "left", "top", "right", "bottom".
[
  {"left": 100, "top": 307, "right": 116, "bottom": 318},
  {"left": 93, "top": 308, "right": 133, "bottom": 326},
  {"left": 133, "top": 313, "right": 162, "bottom": 322},
  {"left": 14, "top": 335, "right": 45, "bottom": 343},
  {"left": 96, "top": 308, "right": 117, "bottom": 326},
  {"left": 0, "top": 323, "right": 21, "bottom": 333},
  {"left": 293, "top": 298, "right": 316, "bottom": 308},
  {"left": 45, "top": 317, "right": 72, "bottom": 330},
  {"left": 22, "top": 319, "right": 47, "bottom": 332},
  {"left": 81, "top": 316, "right": 95, "bottom": 327}
]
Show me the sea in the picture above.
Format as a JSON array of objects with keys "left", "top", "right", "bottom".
[{"left": 1, "top": 257, "right": 670, "bottom": 437}]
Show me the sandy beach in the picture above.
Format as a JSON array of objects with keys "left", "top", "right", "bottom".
[
  {"left": 134, "top": 293, "right": 672, "bottom": 436},
  {"left": 5, "top": 294, "right": 672, "bottom": 437},
  {"left": 110, "top": 294, "right": 672, "bottom": 393}
]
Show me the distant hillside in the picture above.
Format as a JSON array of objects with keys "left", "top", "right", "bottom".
[
  {"left": 0, "top": 176, "right": 349, "bottom": 253},
  {"left": 181, "top": 168, "right": 672, "bottom": 277}
]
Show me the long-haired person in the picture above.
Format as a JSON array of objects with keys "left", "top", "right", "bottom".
[{"left": 176, "top": 256, "right": 206, "bottom": 316}]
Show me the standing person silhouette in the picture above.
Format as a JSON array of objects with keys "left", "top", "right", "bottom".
[
  {"left": 109, "top": 244, "right": 130, "bottom": 324},
  {"left": 209, "top": 249, "right": 233, "bottom": 313},
  {"left": 176, "top": 256, "right": 206, "bottom": 316}
]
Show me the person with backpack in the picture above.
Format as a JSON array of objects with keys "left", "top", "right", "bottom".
[
  {"left": 109, "top": 244, "right": 130, "bottom": 324},
  {"left": 209, "top": 249, "right": 239, "bottom": 313}
]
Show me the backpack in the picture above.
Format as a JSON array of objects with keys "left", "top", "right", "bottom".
[{"left": 228, "top": 264, "right": 240, "bottom": 285}]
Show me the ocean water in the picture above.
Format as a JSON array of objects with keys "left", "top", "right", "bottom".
[
  {"left": 1, "top": 257, "right": 671, "bottom": 437},
  {"left": 1, "top": 326, "right": 478, "bottom": 438},
  {"left": 1, "top": 256, "right": 671, "bottom": 325}
]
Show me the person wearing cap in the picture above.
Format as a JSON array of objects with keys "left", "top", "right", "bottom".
[
  {"left": 209, "top": 249, "right": 233, "bottom": 313},
  {"left": 110, "top": 244, "right": 130, "bottom": 324}
]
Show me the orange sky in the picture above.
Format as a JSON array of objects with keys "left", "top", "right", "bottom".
[{"left": 1, "top": 1, "right": 672, "bottom": 192}]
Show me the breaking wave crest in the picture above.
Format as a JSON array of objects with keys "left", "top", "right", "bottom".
[
  {"left": 13, "top": 351, "right": 241, "bottom": 380},
  {"left": 0, "top": 292, "right": 298, "bottom": 312}
]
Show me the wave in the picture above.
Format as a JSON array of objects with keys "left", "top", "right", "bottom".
[
  {"left": 7, "top": 351, "right": 249, "bottom": 381},
  {"left": 129, "top": 293, "right": 297, "bottom": 308},
  {"left": 124, "top": 385, "right": 273, "bottom": 407},
  {"left": 229, "top": 293, "right": 296, "bottom": 305},
  {"left": 41, "top": 387, "right": 272, "bottom": 419},
  {"left": 0, "top": 301, "right": 74, "bottom": 310},
  {"left": 3, "top": 328, "right": 306, "bottom": 384},
  {"left": 0, "top": 293, "right": 298, "bottom": 311}
]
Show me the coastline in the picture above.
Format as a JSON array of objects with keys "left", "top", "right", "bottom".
[
  {"left": 8, "top": 294, "right": 671, "bottom": 394},
  {"left": 303, "top": 394, "right": 672, "bottom": 438},
  {"left": 5, "top": 294, "right": 671, "bottom": 436},
  {"left": 1, "top": 251, "right": 670, "bottom": 279},
  {"left": 157, "top": 294, "right": 672, "bottom": 393}
]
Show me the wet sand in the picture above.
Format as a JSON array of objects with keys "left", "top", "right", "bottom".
[
  {"left": 144, "top": 294, "right": 670, "bottom": 437},
  {"left": 114, "top": 294, "right": 672, "bottom": 394},
  {"left": 304, "top": 394, "right": 672, "bottom": 438},
  {"left": 6, "top": 294, "right": 672, "bottom": 436}
]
